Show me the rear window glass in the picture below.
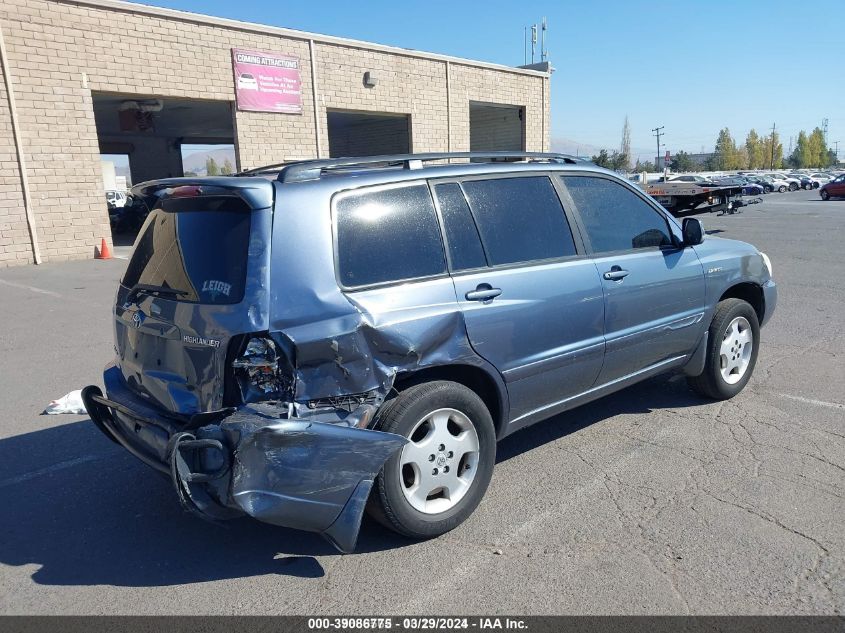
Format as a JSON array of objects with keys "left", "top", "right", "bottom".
[
  {"left": 460, "top": 176, "right": 576, "bottom": 266},
  {"left": 335, "top": 184, "right": 446, "bottom": 287},
  {"left": 121, "top": 200, "right": 251, "bottom": 304}
]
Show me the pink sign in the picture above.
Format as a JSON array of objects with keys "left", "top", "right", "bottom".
[{"left": 232, "top": 48, "right": 302, "bottom": 114}]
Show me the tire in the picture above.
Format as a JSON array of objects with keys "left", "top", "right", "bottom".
[
  {"left": 368, "top": 381, "right": 496, "bottom": 539},
  {"left": 778, "top": 185, "right": 787, "bottom": 193},
  {"left": 821, "top": 190, "right": 830, "bottom": 201},
  {"left": 789, "top": 183, "right": 798, "bottom": 191},
  {"left": 687, "top": 298, "right": 760, "bottom": 400}
]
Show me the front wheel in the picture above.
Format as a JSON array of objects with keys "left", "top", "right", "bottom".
[
  {"left": 688, "top": 298, "right": 760, "bottom": 400},
  {"left": 369, "top": 381, "right": 496, "bottom": 539},
  {"left": 778, "top": 185, "right": 787, "bottom": 193},
  {"left": 789, "top": 183, "right": 798, "bottom": 191},
  {"left": 820, "top": 190, "right": 830, "bottom": 201}
]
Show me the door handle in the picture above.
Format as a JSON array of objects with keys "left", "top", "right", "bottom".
[
  {"left": 603, "top": 266, "right": 630, "bottom": 281},
  {"left": 465, "top": 284, "right": 502, "bottom": 302}
]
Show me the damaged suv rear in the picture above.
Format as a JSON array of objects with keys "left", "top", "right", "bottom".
[{"left": 84, "top": 152, "right": 776, "bottom": 552}]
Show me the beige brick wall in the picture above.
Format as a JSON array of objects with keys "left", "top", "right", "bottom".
[
  {"left": 0, "top": 69, "right": 32, "bottom": 266},
  {"left": 0, "top": 0, "right": 549, "bottom": 266}
]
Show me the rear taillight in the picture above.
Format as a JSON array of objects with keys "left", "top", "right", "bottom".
[{"left": 231, "top": 336, "right": 291, "bottom": 403}]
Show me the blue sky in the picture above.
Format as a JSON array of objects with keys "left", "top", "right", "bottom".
[{"left": 144, "top": 0, "right": 843, "bottom": 160}]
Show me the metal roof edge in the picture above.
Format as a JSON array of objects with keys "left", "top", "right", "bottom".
[{"left": 53, "top": 0, "right": 550, "bottom": 78}]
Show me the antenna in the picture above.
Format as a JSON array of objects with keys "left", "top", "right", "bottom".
[
  {"left": 530, "top": 24, "right": 538, "bottom": 63},
  {"left": 541, "top": 17, "right": 548, "bottom": 61},
  {"left": 523, "top": 27, "right": 527, "bottom": 65}
]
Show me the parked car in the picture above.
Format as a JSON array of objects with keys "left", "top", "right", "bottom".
[
  {"left": 764, "top": 175, "right": 791, "bottom": 193},
  {"left": 108, "top": 183, "right": 161, "bottom": 233},
  {"left": 82, "top": 152, "right": 777, "bottom": 552},
  {"left": 810, "top": 173, "right": 832, "bottom": 185},
  {"left": 820, "top": 174, "right": 845, "bottom": 200},
  {"left": 765, "top": 173, "right": 800, "bottom": 191},
  {"left": 787, "top": 174, "right": 817, "bottom": 190},
  {"left": 745, "top": 176, "right": 774, "bottom": 193},
  {"left": 105, "top": 190, "right": 127, "bottom": 208},
  {"left": 668, "top": 175, "right": 713, "bottom": 184}
]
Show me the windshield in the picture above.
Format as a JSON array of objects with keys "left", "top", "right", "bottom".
[{"left": 121, "top": 198, "right": 252, "bottom": 305}]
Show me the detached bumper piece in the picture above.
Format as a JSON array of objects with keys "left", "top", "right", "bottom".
[{"left": 82, "top": 369, "right": 407, "bottom": 553}]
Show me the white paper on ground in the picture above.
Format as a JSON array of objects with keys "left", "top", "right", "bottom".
[{"left": 44, "top": 389, "right": 87, "bottom": 415}]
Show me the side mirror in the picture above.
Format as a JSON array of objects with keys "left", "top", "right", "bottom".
[{"left": 682, "top": 217, "right": 704, "bottom": 246}]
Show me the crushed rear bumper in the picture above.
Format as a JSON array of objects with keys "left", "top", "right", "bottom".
[{"left": 82, "top": 365, "right": 407, "bottom": 553}]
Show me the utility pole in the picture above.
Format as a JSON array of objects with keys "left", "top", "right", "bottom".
[
  {"left": 835, "top": 141, "right": 840, "bottom": 162},
  {"left": 652, "top": 126, "right": 664, "bottom": 169},
  {"left": 770, "top": 123, "right": 776, "bottom": 169},
  {"left": 822, "top": 118, "right": 829, "bottom": 145}
]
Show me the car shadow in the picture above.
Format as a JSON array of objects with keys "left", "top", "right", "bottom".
[
  {"left": 0, "top": 373, "right": 704, "bottom": 588},
  {"left": 496, "top": 373, "right": 704, "bottom": 464},
  {"left": 0, "top": 420, "right": 412, "bottom": 587}
]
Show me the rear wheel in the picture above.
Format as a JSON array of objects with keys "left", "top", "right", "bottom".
[
  {"left": 688, "top": 298, "right": 760, "bottom": 400},
  {"left": 369, "top": 381, "right": 496, "bottom": 539}
]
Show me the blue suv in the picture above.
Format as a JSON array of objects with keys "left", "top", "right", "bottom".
[{"left": 83, "top": 152, "right": 777, "bottom": 552}]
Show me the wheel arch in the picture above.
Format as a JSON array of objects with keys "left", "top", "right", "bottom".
[
  {"left": 393, "top": 364, "right": 508, "bottom": 438},
  {"left": 719, "top": 282, "right": 764, "bottom": 323}
]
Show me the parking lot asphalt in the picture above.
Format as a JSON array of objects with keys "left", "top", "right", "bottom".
[{"left": 0, "top": 189, "right": 842, "bottom": 615}]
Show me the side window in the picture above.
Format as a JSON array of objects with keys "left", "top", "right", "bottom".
[
  {"left": 460, "top": 176, "right": 577, "bottom": 266},
  {"left": 562, "top": 176, "right": 674, "bottom": 253},
  {"left": 335, "top": 184, "right": 446, "bottom": 287},
  {"left": 432, "top": 183, "right": 487, "bottom": 271}
]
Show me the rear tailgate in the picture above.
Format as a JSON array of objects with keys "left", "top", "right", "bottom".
[{"left": 114, "top": 178, "right": 274, "bottom": 414}]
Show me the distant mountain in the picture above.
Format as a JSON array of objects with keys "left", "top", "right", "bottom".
[
  {"left": 182, "top": 146, "right": 237, "bottom": 176},
  {"left": 551, "top": 136, "right": 654, "bottom": 163}
]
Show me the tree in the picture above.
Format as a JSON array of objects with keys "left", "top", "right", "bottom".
[
  {"left": 206, "top": 157, "right": 220, "bottom": 176},
  {"left": 792, "top": 131, "right": 810, "bottom": 168},
  {"left": 619, "top": 116, "right": 632, "bottom": 171},
  {"left": 608, "top": 150, "right": 628, "bottom": 171},
  {"left": 670, "top": 150, "right": 696, "bottom": 172},
  {"left": 634, "top": 159, "right": 656, "bottom": 172},
  {"left": 807, "top": 128, "right": 826, "bottom": 168},
  {"left": 591, "top": 149, "right": 611, "bottom": 168},
  {"left": 745, "top": 129, "right": 764, "bottom": 169},
  {"left": 712, "top": 128, "right": 739, "bottom": 170},
  {"left": 221, "top": 158, "right": 234, "bottom": 175},
  {"left": 760, "top": 131, "right": 783, "bottom": 169}
]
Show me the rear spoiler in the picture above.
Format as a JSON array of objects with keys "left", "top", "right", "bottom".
[{"left": 134, "top": 177, "right": 274, "bottom": 210}]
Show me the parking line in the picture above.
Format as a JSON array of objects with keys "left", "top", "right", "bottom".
[
  {"left": 0, "top": 278, "right": 63, "bottom": 298},
  {"left": 776, "top": 393, "right": 845, "bottom": 410},
  {"left": 0, "top": 453, "right": 116, "bottom": 489}
]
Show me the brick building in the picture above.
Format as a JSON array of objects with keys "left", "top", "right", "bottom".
[{"left": 0, "top": 0, "right": 551, "bottom": 266}]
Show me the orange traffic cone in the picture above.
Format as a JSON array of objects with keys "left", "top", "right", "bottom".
[{"left": 96, "top": 237, "right": 112, "bottom": 260}]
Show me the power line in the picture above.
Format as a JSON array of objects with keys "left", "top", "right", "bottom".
[
  {"left": 652, "top": 126, "right": 664, "bottom": 168},
  {"left": 770, "top": 123, "right": 777, "bottom": 169}
]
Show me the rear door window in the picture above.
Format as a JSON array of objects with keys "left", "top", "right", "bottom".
[
  {"left": 335, "top": 184, "right": 446, "bottom": 287},
  {"left": 432, "top": 183, "right": 487, "bottom": 271},
  {"left": 460, "top": 176, "right": 577, "bottom": 266},
  {"left": 562, "top": 176, "right": 674, "bottom": 254},
  {"left": 121, "top": 197, "right": 251, "bottom": 304}
]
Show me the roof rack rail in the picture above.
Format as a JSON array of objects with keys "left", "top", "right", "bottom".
[{"left": 236, "top": 152, "right": 586, "bottom": 182}]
